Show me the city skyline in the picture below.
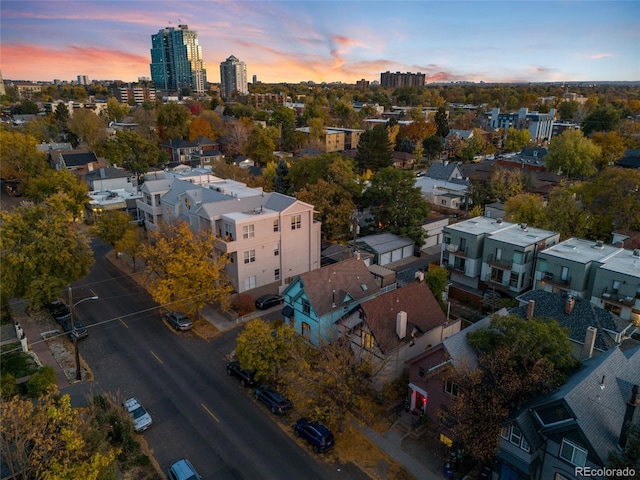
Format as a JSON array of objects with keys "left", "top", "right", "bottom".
[{"left": 1, "top": 1, "right": 639, "bottom": 85}]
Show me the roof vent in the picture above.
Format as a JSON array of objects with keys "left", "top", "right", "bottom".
[
  {"left": 497, "top": 218, "right": 503, "bottom": 224},
  {"left": 594, "top": 240, "right": 604, "bottom": 249},
  {"left": 633, "top": 249, "right": 640, "bottom": 257},
  {"left": 520, "top": 223, "right": 528, "bottom": 230}
]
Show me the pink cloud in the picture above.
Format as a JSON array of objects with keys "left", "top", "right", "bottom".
[{"left": 589, "top": 53, "right": 613, "bottom": 59}]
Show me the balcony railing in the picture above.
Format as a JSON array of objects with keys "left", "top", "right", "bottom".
[
  {"left": 601, "top": 288, "right": 637, "bottom": 307},
  {"left": 483, "top": 274, "right": 508, "bottom": 288},
  {"left": 450, "top": 246, "right": 468, "bottom": 257},
  {"left": 486, "top": 253, "right": 512, "bottom": 270},
  {"left": 541, "top": 272, "right": 571, "bottom": 287}
]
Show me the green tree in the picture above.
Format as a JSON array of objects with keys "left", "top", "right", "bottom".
[
  {"left": 608, "top": 420, "right": 640, "bottom": 480},
  {"left": 114, "top": 227, "right": 145, "bottom": 272},
  {"left": 355, "top": 124, "right": 394, "bottom": 172},
  {"left": 25, "top": 366, "right": 57, "bottom": 397},
  {"left": 54, "top": 103, "right": 70, "bottom": 133},
  {"left": 24, "top": 117, "right": 59, "bottom": 143},
  {"left": 98, "top": 130, "right": 166, "bottom": 184},
  {"left": 435, "top": 106, "right": 450, "bottom": 138},
  {"left": 545, "top": 129, "right": 600, "bottom": 178},
  {"left": 424, "top": 266, "right": 448, "bottom": 310},
  {"left": 557, "top": 100, "right": 578, "bottom": 121},
  {"left": 273, "top": 158, "right": 291, "bottom": 194},
  {"left": 422, "top": 135, "right": 444, "bottom": 161},
  {"left": 0, "top": 388, "right": 118, "bottom": 480},
  {"left": 504, "top": 128, "right": 530, "bottom": 152},
  {"left": 0, "top": 200, "right": 94, "bottom": 307},
  {"left": 363, "top": 167, "right": 430, "bottom": 246},
  {"left": 66, "top": 108, "right": 108, "bottom": 147},
  {"left": 106, "top": 97, "right": 130, "bottom": 122},
  {"left": 92, "top": 211, "right": 133, "bottom": 247},
  {"left": 157, "top": 102, "right": 190, "bottom": 140},
  {"left": 448, "top": 314, "right": 578, "bottom": 463},
  {"left": 504, "top": 193, "right": 546, "bottom": 226},
  {"left": 591, "top": 131, "right": 627, "bottom": 170},
  {"left": 0, "top": 129, "right": 49, "bottom": 182},
  {"left": 297, "top": 180, "right": 355, "bottom": 241},
  {"left": 140, "top": 221, "right": 232, "bottom": 319},
  {"left": 287, "top": 152, "right": 358, "bottom": 196},
  {"left": 24, "top": 169, "right": 89, "bottom": 220},
  {"left": 244, "top": 125, "right": 277, "bottom": 165},
  {"left": 544, "top": 184, "right": 591, "bottom": 240},
  {"left": 488, "top": 167, "right": 524, "bottom": 202},
  {"left": 581, "top": 104, "right": 622, "bottom": 136}
]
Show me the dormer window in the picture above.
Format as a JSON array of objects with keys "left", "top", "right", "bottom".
[{"left": 559, "top": 438, "right": 587, "bottom": 467}]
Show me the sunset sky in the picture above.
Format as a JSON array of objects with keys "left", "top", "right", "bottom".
[{"left": 1, "top": 1, "right": 639, "bottom": 85}]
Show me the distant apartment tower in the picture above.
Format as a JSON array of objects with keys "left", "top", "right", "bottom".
[
  {"left": 482, "top": 108, "right": 557, "bottom": 142},
  {"left": 150, "top": 24, "right": 207, "bottom": 94},
  {"left": 0, "top": 70, "right": 5, "bottom": 96},
  {"left": 380, "top": 71, "right": 425, "bottom": 88},
  {"left": 253, "top": 74, "right": 258, "bottom": 84},
  {"left": 77, "top": 75, "right": 89, "bottom": 86},
  {"left": 115, "top": 84, "right": 157, "bottom": 104},
  {"left": 356, "top": 79, "right": 369, "bottom": 91},
  {"left": 220, "top": 55, "right": 248, "bottom": 99}
]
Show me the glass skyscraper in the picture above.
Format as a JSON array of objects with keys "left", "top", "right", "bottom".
[
  {"left": 150, "top": 25, "right": 207, "bottom": 94},
  {"left": 219, "top": 55, "right": 248, "bottom": 100}
]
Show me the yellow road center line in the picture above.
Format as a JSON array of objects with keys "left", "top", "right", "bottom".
[
  {"left": 201, "top": 403, "right": 220, "bottom": 423},
  {"left": 150, "top": 351, "right": 163, "bottom": 364},
  {"left": 119, "top": 318, "right": 128, "bottom": 328}
]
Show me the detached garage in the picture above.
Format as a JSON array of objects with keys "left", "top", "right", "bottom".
[{"left": 352, "top": 233, "right": 415, "bottom": 267}]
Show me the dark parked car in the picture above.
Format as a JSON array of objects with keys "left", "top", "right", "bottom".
[
  {"left": 61, "top": 318, "right": 88, "bottom": 340},
  {"left": 167, "top": 458, "right": 201, "bottom": 480},
  {"left": 254, "top": 385, "right": 292, "bottom": 414},
  {"left": 165, "top": 312, "right": 193, "bottom": 331},
  {"left": 294, "top": 418, "right": 335, "bottom": 453},
  {"left": 226, "top": 361, "right": 256, "bottom": 387},
  {"left": 45, "top": 300, "right": 71, "bottom": 323},
  {"left": 254, "top": 294, "right": 284, "bottom": 310}
]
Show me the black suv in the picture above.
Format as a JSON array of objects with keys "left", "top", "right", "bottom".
[
  {"left": 254, "top": 294, "right": 284, "bottom": 310},
  {"left": 254, "top": 386, "right": 292, "bottom": 414},
  {"left": 294, "top": 418, "right": 335, "bottom": 453},
  {"left": 45, "top": 300, "right": 71, "bottom": 324},
  {"left": 226, "top": 361, "right": 256, "bottom": 387}
]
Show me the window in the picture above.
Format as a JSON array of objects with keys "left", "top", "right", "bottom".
[
  {"left": 559, "top": 438, "right": 587, "bottom": 467},
  {"left": 274, "top": 244, "right": 280, "bottom": 256},
  {"left": 362, "top": 331, "right": 373, "bottom": 350},
  {"left": 444, "top": 236, "right": 451, "bottom": 245},
  {"left": 520, "top": 436, "right": 530, "bottom": 453},
  {"left": 612, "top": 280, "right": 621, "bottom": 293},
  {"left": 560, "top": 266, "right": 569, "bottom": 282},
  {"left": 301, "top": 322, "right": 310, "bottom": 340},
  {"left": 496, "top": 247, "right": 502, "bottom": 261},
  {"left": 454, "top": 257, "right": 466, "bottom": 272},
  {"left": 510, "top": 272, "right": 519, "bottom": 288},
  {"left": 244, "top": 276, "right": 256, "bottom": 290},
  {"left": 500, "top": 426, "right": 509, "bottom": 440},
  {"left": 604, "top": 302, "right": 622, "bottom": 315},
  {"left": 223, "top": 223, "right": 233, "bottom": 240},
  {"left": 513, "top": 251, "right": 523, "bottom": 264},
  {"left": 444, "top": 380, "right": 458, "bottom": 397},
  {"left": 244, "top": 249, "right": 256, "bottom": 264},
  {"left": 242, "top": 224, "right": 254, "bottom": 239},
  {"left": 273, "top": 219, "right": 280, "bottom": 232},
  {"left": 154, "top": 193, "right": 161, "bottom": 206},
  {"left": 419, "top": 367, "right": 426, "bottom": 378},
  {"left": 302, "top": 300, "right": 310, "bottom": 315},
  {"left": 291, "top": 214, "right": 301, "bottom": 230},
  {"left": 509, "top": 425, "right": 522, "bottom": 446},
  {"left": 274, "top": 269, "right": 280, "bottom": 281}
]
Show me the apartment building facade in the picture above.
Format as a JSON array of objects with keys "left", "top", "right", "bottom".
[
  {"left": 219, "top": 55, "right": 248, "bottom": 99},
  {"left": 591, "top": 248, "right": 640, "bottom": 324},
  {"left": 482, "top": 107, "right": 556, "bottom": 142},
  {"left": 380, "top": 71, "right": 426, "bottom": 87},
  {"left": 136, "top": 177, "right": 321, "bottom": 295}
]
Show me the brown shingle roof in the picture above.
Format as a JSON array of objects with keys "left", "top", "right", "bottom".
[
  {"left": 360, "top": 281, "right": 447, "bottom": 354},
  {"left": 299, "top": 258, "right": 380, "bottom": 317}
]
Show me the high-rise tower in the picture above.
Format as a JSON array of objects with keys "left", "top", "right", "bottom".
[
  {"left": 219, "top": 55, "right": 248, "bottom": 100},
  {"left": 150, "top": 25, "right": 207, "bottom": 94}
]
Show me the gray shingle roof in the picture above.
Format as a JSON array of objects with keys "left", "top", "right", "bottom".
[
  {"left": 442, "top": 314, "right": 494, "bottom": 371},
  {"left": 513, "top": 290, "right": 623, "bottom": 352},
  {"left": 426, "top": 161, "right": 462, "bottom": 181},
  {"left": 299, "top": 258, "right": 381, "bottom": 317}
]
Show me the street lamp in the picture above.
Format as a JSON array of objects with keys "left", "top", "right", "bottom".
[{"left": 68, "top": 286, "right": 98, "bottom": 381}]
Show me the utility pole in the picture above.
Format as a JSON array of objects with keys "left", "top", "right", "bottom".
[
  {"left": 68, "top": 286, "right": 81, "bottom": 381},
  {"left": 351, "top": 210, "right": 359, "bottom": 254}
]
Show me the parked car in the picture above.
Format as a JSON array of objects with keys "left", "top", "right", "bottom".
[
  {"left": 294, "top": 418, "right": 335, "bottom": 453},
  {"left": 123, "top": 397, "right": 153, "bottom": 432},
  {"left": 61, "top": 318, "right": 88, "bottom": 340},
  {"left": 44, "top": 300, "right": 71, "bottom": 324},
  {"left": 165, "top": 312, "right": 193, "bottom": 331},
  {"left": 226, "top": 361, "right": 256, "bottom": 387},
  {"left": 167, "top": 458, "right": 201, "bottom": 480},
  {"left": 254, "top": 385, "right": 292, "bottom": 414},
  {"left": 254, "top": 294, "right": 284, "bottom": 310}
]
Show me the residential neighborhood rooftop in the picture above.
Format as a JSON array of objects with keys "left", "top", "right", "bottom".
[{"left": 540, "top": 237, "right": 622, "bottom": 264}]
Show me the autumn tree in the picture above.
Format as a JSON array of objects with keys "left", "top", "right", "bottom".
[
  {"left": 199, "top": 110, "right": 225, "bottom": 140},
  {"left": 297, "top": 180, "right": 355, "bottom": 241},
  {"left": 114, "top": 227, "right": 145, "bottom": 272},
  {"left": 98, "top": 130, "right": 166, "bottom": 184},
  {"left": 188, "top": 117, "right": 215, "bottom": 141},
  {"left": 545, "top": 129, "right": 600, "bottom": 178},
  {"left": 591, "top": 131, "right": 626, "bottom": 170},
  {"left": 92, "top": 210, "right": 133, "bottom": 247},
  {"left": 504, "top": 193, "right": 546, "bottom": 226},
  {"left": 106, "top": 97, "right": 130, "bottom": 122},
  {"left": 0, "top": 388, "right": 118, "bottom": 480},
  {"left": 140, "top": 220, "right": 232, "bottom": 319},
  {"left": 544, "top": 184, "right": 591, "bottom": 240},
  {"left": 398, "top": 119, "right": 436, "bottom": 146},
  {"left": 67, "top": 108, "right": 108, "bottom": 146},
  {"left": 363, "top": 167, "right": 430, "bottom": 246},
  {"left": 0, "top": 198, "right": 94, "bottom": 307},
  {"left": 448, "top": 314, "right": 578, "bottom": 463},
  {"left": 222, "top": 120, "right": 250, "bottom": 157},
  {"left": 355, "top": 124, "right": 394, "bottom": 172},
  {"left": 156, "top": 102, "right": 190, "bottom": 140},
  {"left": 488, "top": 167, "right": 524, "bottom": 202},
  {"left": 244, "top": 125, "right": 277, "bottom": 165},
  {"left": 0, "top": 129, "right": 49, "bottom": 182},
  {"left": 24, "top": 168, "right": 89, "bottom": 220},
  {"left": 504, "top": 128, "right": 530, "bottom": 152}
]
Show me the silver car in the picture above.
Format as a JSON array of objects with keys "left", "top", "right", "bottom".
[
  {"left": 123, "top": 397, "right": 152, "bottom": 432},
  {"left": 165, "top": 312, "right": 193, "bottom": 331}
]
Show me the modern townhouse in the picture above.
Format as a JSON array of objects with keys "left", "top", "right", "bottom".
[
  {"left": 136, "top": 177, "right": 321, "bottom": 295},
  {"left": 534, "top": 238, "right": 623, "bottom": 299},
  {"left": 482, "top": 223, "right": 559, "bottom": 297},
  {"left": 591, "top": 248, "right": 640, "bottom": 324}
]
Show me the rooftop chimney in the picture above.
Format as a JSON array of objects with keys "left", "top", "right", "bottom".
[
  {"left": 526, "top": 300, "right": 536, "bottom": 320},
  {"left": 580, "top": 326, "right": 597, "bottom": 360},
  {"left": 396, "top": 311, "right": 407, "bottom": 340},
  {"left": 565, "top": 295, "right": 576, "bottom": 314},
  {"left": 618, "top": 385, "right": 640, "bottom": 450}
]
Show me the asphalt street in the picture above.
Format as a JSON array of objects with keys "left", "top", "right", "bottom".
[{"left": 72, "top": 239, "right": 365, "bottom": 480}]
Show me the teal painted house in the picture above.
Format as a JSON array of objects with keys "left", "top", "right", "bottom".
[{"left": 282, "top": 257, "right": 382, "bottom": 345}]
